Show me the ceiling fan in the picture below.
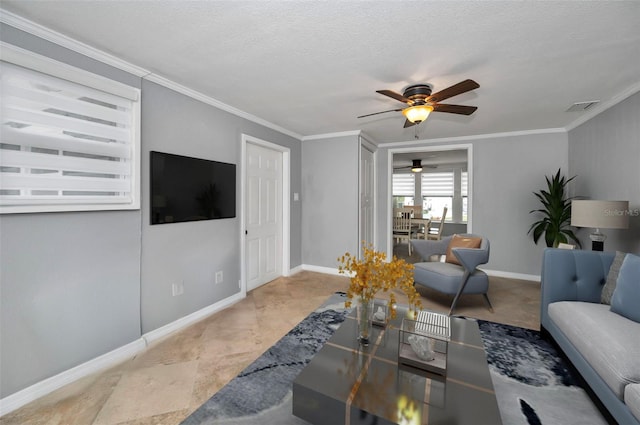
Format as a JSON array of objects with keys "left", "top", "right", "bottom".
[
  {"left": 393, "top": 159, "right": 436, "bottom": 173},
  {"left": 358, "top": 79, "right": 480, "bottom": 128}
]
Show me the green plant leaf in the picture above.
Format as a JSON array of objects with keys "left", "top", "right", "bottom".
[{"left": 528, "top": 169, "right": 578, "bottom": 248}]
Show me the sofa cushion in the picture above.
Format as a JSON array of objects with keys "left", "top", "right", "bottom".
[
  {"left": 445, "top": 234, "right": 481, "bottom": 265},
  {"left": 626, "top": 384, "right": 640, "bottom": 423},
  {"left": 548, "top": 301, "right": 640, "bottom": 399},
  {"left": 611, "top": 253, "right": 640, "bottom": 323},
  {"left": 601, "top": 251, "right": 626, "bottom": 305}
]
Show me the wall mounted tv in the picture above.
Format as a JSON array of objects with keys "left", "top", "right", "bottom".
[{"left": 150, "top": 151, "right": 236, "bottom": 225}]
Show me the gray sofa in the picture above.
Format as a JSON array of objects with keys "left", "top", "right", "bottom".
[{"left": 541, "top": 248, "right": 640, "bottom": 425}]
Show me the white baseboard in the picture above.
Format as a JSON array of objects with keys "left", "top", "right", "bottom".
[
  {"left": 0, "top": 291, "right": 246, "bottom": 417},
  {"left": 142, "top": 291, "right": 244, "bottom": 345},
  {"left": 483, "top": 269, "right": 540, "bottom": 283},
  {"left": 298, "top": 264, "right": 540, "bottom": 283},
  {"left": 300, "top": 264, "right": 342, "bottom": 276},
  {"left": 0, "top": 265, "right": 535, "bottom": 416},
  {"left": 0, "top": 338, "right": 146, "bottom": 417},
  {"left": 288, "top": 265, "right": 304, "bottom": 275}
]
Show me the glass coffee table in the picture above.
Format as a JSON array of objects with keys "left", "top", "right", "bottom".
[{"left": 293, "top": 307, "right": 501, "bottom": 425}]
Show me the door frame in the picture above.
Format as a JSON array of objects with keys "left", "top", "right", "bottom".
[
  {"left": 240, "top": 134, "right": 290, "bottom": 297},
  {"left": 386, "top": 143, "right": 473, "bottom": 259},
  {"left": 359, "top": 135, "right": 377, "bottom": 255}
]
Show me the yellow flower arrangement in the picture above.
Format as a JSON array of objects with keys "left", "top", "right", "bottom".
[{"left": 337, "top": 243, "right": 422, "bottom": 318}]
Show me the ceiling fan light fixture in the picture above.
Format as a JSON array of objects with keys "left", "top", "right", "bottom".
[
  {"left": 402, "top": 105, "right": 434, "bottom": 123},
  {"left": 411, "top": 159, "right": 423, "bottom": 173}
]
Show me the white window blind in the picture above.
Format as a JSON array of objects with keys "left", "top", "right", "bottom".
[
  {"left": 392, "top": 173, "right": 415, "bottom": 196},
  {"left": 1, "top": 46, "right": 140, "bottom": 214},
  {"left": 421, "top": 172, "right": 454, "bottom": 196},
  {"left": 462, "top": 171, "right": 468, "bottom": 197}
]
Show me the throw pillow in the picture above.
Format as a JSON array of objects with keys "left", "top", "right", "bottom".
[
  {"left": 610, "top": 253, "right": 640, "bottom": 323},
  {"left": 445, "top": 234, "right": 482, "bottom": 266},
  {"left": 601, "top": 251, "right": 626, "bottom": 304}
]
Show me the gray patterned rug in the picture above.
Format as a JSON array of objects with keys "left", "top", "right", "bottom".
[
  {"left": 182, "top": 293, "right": 607, "bottom": 425},
  {"left": 478, "top": 320, "right": 607, "bottom": 425}
]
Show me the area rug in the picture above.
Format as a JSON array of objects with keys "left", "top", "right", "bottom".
[
  {"left": 182, "top": 293, "right": 608, "bottom": 425},
  {"left": 477, "top": 320, "right": 607, "bottom": 425}
]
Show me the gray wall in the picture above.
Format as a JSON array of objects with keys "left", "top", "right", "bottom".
[
  {"left": 301, "top": 135, "right": 360, "bottom": 268},
  {"left": 0, "top": 211, "right": 142, "bottom": 398},
  {"left": 0, "top": 25, "right": 301, "bottom": 398},
  {"left": 568, "top": 91, "right": 640, "bottom": 253},
  {"left": 140, "top": 80, "right": 301, "bottom": 333},
  {"left": 377, "top": 132, "right": 569, "bottom": 277},
  {"left": 0, "top": 24, "right": 143, "bottom": 398}
]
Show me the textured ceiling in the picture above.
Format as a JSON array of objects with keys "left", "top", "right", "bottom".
[{"left": 2, "top": 1, "right": 640, "bottom": 143}]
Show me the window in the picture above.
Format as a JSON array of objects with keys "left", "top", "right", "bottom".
[
  {"left": 392, "top": 173, "right": 414, "bottom": 208},
  {"left": 461, "top": 171, "right": 468, "bottom": 222},
  {"left": 421, "top": 172, "right": 453, "bottom": 221},
  {"left": 0, "top": 44, "right": 140, "bottom": 214}
]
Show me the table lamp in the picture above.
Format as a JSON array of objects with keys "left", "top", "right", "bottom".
[{"left": 571, "top": 200, "right": 629, "bottom": 251}]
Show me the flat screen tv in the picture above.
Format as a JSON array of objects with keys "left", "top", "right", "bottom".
[{"left": 150, "top": 151, "right": 236, "bottom": 225}]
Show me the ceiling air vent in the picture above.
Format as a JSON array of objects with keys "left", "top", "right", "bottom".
[{"left": 566, "top": 101, "right": 600, "bottom": 112}]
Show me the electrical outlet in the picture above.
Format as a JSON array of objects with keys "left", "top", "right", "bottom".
[
  {"left": 215, "top": 271, "right": 223, "bottom": 284},
  {"left": 172, "top": 282, "right": 184, "bottom": 296}
]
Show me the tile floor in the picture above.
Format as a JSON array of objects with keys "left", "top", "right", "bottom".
[{"left": 0, "top": 270, "right": 540, "bottom": 425}]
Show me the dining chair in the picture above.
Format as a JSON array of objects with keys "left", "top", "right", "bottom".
[
  {"left": 427, "top": 206, "right": 448, "bottom": 240},
  {"left": 405, "top": 205, "right": 423, "bottom": 218},
  {"left": 392, "top": 214, "right": 414, "bottom": 255},
  {"left": 395, "top": 207, "right": 414, "bottom": 218},
  {"left": 414, "top": 217, "right": 431, "bottom": 239}
]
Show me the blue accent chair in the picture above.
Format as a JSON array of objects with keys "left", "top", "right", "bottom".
[{"left": 410, "top": 234, "right": 492, "bottom": 315}]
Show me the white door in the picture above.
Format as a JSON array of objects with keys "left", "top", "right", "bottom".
[
  {"left": 360, "top": 144, "right": 374, "bottom": 255},
  {"left": 245, "top": 142, "right": 283, "bottom": 291}
]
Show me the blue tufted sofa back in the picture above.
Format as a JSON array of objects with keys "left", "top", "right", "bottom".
[{"left": 540, "top": 248, "right": 615, "bottom": 328}]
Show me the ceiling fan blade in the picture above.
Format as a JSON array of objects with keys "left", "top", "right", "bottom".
[
  {"left": 376, "top": 89, "right": 411, "bottom": 104},
  {"left": 433, "top": 104, "right": 478, "bottom": 115},
  {"left": 403, "top": 119, "right": 416, "bottom": 128},
  {"left": 426, "top": 79, "right": 479, "bottom": 103},
  {"left": 357, "top": 108, "right": 403, "bottom": 119}
]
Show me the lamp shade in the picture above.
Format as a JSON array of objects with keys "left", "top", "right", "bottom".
[
  {"left": 402, "top": 105, "right": 434, "bottom": 123},
  {"left": 571, "top": 200, "right": 629, "bottom": 229}
]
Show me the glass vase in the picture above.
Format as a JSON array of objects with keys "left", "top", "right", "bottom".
[{"left": 356, "top": 297, "right": 374, "bottom": 345}]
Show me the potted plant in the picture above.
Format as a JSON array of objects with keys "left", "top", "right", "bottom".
[{"left": 528, "top": 169, "right": 581, "bottom": 248}]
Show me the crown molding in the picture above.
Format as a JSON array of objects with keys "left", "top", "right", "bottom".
[
  {"left": 565, "top": 81, "right": 640, "bottom": 132},
  {"left": 301, "top": 130, "right": 362, "bottom": 141},
  {"left": 0, "top": 8, "right": 303, "bottom": 141},
  {"left": 143, "top": 73, "right": 302, "bottom": 140},
  {"left": 359, "top": 131, "right": 379, "bottom": 147},
  {"left": 377, "top": 127, "right": 567, "bottom": 148},
  {"left": 0, "top": 9, "right": 149, "bottom": 77}
]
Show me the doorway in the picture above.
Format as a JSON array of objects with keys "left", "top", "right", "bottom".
[
  {"left": 241, "top": 135, "right": 290, "bottom": 294},
  {"left": 387, "top": 144, "right": 472, "bottom": 258}
]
